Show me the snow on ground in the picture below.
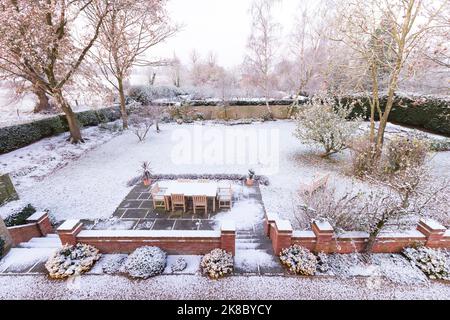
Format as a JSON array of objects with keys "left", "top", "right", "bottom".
[
  {"left": 0, "top": 273, "right": 449, "bottom": 300},
  {"left": 0, "top": 248, "right": 56, "bottom": 273},
  {"left": 0, "top": 121, "right": 448, "bottom": 223},
  {"left": 215, "top": 198, "right": 264, "bottom": 230},
  {"left": 234, "top": 250, "right": 279, "bottom": 273},
  {"left": 320, "top": 253, "right": 428, "bottom": 285}
]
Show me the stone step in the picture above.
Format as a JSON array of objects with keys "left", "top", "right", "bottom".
[
  {"left": 236, "top": 242, "right": 260, "bottom": 250},
  {"left": 18, "top": 236, "right": 62, "bottom": 249}
]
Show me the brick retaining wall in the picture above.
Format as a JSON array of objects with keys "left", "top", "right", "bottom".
[
  {"left": 57, "top": 219, "right": 236, "bottom": 255},
  {"left": 6, "top": 212, "right": 53, "bottom": 246},
  {"left": 264, "top": 212, "right": 450, "bottom": 255}
]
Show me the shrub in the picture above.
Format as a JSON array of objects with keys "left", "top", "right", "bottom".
[
  {"left": 279, "top": 245, "right": 317, "bottom": 276},
  {"left": 200, "top": 249, "right": 234, "bottom": 279},
  {"left": 0, "top": 237, "right": 5, "bottom": 258},
  {"left": 384, "top": 136, "right": 429, "bottom": 173},
  {"left": 4, "top": 204, "right": 36, "bottom": 227},
  {"left": 349, "top": 136, "right": 377, "bottom": 177},
  {"left": 129, "top": 114, "right": 153, "bottom": 142},
  {"left": 294, "top": 96, "right": 362, "bottom": 158},
  {"left": 124, "top": 246, "right": 167, "bottom": 279},
  {"left": 101, "top": 255, "right": 127, "bottom": 275},
  {"left": 170, "top": 257, "right": 187, "bottom": 273},
  {"left": 402, "top": 246, "right": 449, "bottom": 280},
  {"left": 317, "top": 252, "right": 330, "bottom": 273},
  {"left": 429, "top": 139, "right": 450, "bottom": 152},
  {"left": 45, "top": 244, "right": 101, "bottom": 279}
]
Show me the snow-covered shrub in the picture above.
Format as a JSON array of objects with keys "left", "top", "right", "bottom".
[
  {"left": 200, "top": 249, "right": 234, "bottom": 279},
  {"left": 317, "top": 252, "right": 330, "bottom": 273},
  {"left": 124, "top": 246, "right": 167, "bottom": 279},
  {"left": 294, "top": 96, "right": 362, "bottom": 158},
  {"left": 279, "top": 245, "right": 317, "bottom": 276},
  {"left": 0, "top": 237, "right": 5, "bottom": 258},
  {"left": 429, "top": 139, "right": 450, "bottom": 152},
  {"left": 101, "top": 255, "right": 127, "bottom": 275},
  {"left": 402, "top": 246, "right": 450, "bottom": 280},
  {"left": 349, "top": 135, "right": 377, "bottom": 177},
  {"left": 128, "top": 114, "right": 153, "bottom": 142},
  {"left": 170, "top": 257, "right": 187, "bottom": 273},
  {"left": 4, "top": 204, "right": 36, "bottom": 227},
  {"left": 384, "top": 136, "right": 429, "bottom": 173},
  {"left": 45, "top": 244, "right": 101, "bottom": 279}
]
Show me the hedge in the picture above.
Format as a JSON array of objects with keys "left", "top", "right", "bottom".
[
  {"left": 343, "top": 94, "right": 450, "bottom": 136},
  {"left": 0, "top": 106, "right": 122, "bottom": 154}
]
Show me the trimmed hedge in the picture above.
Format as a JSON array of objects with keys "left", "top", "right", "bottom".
[
  {"left": 343, "top": 95, "right": 450, "bottom": 136},
  {"left": 0, "top": 106, "right": 122, "bottom": 154}
]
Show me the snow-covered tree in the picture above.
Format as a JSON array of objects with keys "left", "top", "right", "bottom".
[
  {"left": 89, "top": 0, "right": 176, "bottom": 129},
  {"left": 0, "top": 0, "right": 111, "bottom": 143},
  {"left": 294, "top": 96, "right": 362, "bottom": 158},
  {"left": 243, "top": 0, "right": 281, "bottom": 115}
]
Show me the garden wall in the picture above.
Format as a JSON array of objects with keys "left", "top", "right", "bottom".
[
  {"left": 57, "top": 220, "right": 236, "bottom": 255},
  {"left": 0, "top": 106, "right": 122, "bottom": 154},
  {"left": 264, "top": 212, "right": 450, "bottom": 255},
  {"left": 5, "top": 211, "right": 53, "bottom": 246}
]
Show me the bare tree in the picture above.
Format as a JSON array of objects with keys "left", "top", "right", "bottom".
[
  {"left": 0, "top": 0, "right": 111, "bottom": 143},
  {"left": 89, "top": 0, "right": 177, "bottom": 130},
  {"left": 331, "top": 0, "right": 449, "bottom": 155},
  {"left": 243, "top": 0, "right": 281, "bottom": 116}
]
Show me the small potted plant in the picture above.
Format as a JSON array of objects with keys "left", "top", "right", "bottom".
[
  {"left": 141, "top": 161, "right": 152, "bottom": 186},
  {"left": 245, "top": 169, "right": 255, "bottom": 186}
]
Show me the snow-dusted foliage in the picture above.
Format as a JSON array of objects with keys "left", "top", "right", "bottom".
[
  {"left": 403, "top": 247, "right": 450, "bottom": 280},
  {"left": 317, "top": 252, "right": 330, "bottom": 273},
  {"left": 200, "top": 249, "right": 234, "bottom": 279},
  {"left": 45, "top": 244, "right": 101, "bottom": 279},
  {"left": 384, "top": 136, "right": 429, "bottom": 173},
  {"left": 294, "top": 96, "right": 362, "bottom": 157},
  {"left": 101, "top": 255, "right": 127, "bottom": 275},
  {"left": 279, "top": 245, "right": 317, "bottom": 276},
  {"left": 123, "top": 246, "right": 167, "bottom": 279},
  {"left": 170, "top": 257, "right": 187, "bottom": 273}
]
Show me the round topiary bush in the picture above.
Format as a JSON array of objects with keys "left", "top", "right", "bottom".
[
  {"left": 171, "top": 257, "right": 187, "bottom": 273},
  {"left": 124, "top": 246, "right": 167, "bottom": 279},
  {"left": 200, "top": 249, "right": 234, "bottom": 279},
  {"left": 279, "top": 245, "right": 317, "bottom": 276},
  {"left": 45, "top": 243, "right": 101, "bottom": 279},
  {"left": 402, "top": 246, "right": 450, "bottom": 280}
]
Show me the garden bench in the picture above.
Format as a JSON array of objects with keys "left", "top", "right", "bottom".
[{"left": 299, "top": 173, "right": 330, "bottom": 195}]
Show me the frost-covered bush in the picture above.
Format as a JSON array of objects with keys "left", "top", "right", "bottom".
[
  {"left": 124, "top": 246, "right": 167, "bottom": 279},
  {"left": 402, "top": 246, "right": 450, "bottom": 280},
  {"left": 384, "top": 136, "right": 429, "bottom": 173},
  {"left": 45, "top": 244, "right": 101, "bottom": 279},
  {"left": 0, "top": 237, "right": 5, "bottom": 258},
  {"left": 4, "top": 204, "right": 36, "bottom": 227},
  {"left": 200, "top": 249, "right": 234, "bottom": 279},
  {"left": 349, "top": 135, "right": 377, "bottom": 177},
  {"left": 171, "top": 257, "right": 187, "bottom": 273},
  {"left": 101, "top": 255, "right": 127, "bottom": 275},
  {"left": 294, "top": 96, "right": 362, "bottom": 158},
  {"left": 317, "top": 252, "right": 330, "bottom": 273},
  {"left": 279, "top": 245, "right": 317, "bottom": 276},
  {"left": 128, "top": 85, "right": 186, "bottom": 105}
]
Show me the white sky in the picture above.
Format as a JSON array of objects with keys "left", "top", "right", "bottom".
[{"left": 151, "top": 0, "right": 304, "bottom": 68}]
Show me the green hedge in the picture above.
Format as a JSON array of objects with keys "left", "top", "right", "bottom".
[
  {"left": 0, "top": 106, "right": 122, "bottom": 154},
  {"left": 342, "top": 95, "right": 450, "bottom": 136}
]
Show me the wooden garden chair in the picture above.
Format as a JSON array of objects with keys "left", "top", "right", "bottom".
[
  {"left": 171, "top": 194, "right": 187, "bottom": 212},
  {"left": 151, "top": 183, "right": 167, "bottom": 210},
  {"left": 192, "top": 195, "right": 208, "bottom": 215},
  {"left": 217, "top": 186, "right": 233, "bottom": 209}
]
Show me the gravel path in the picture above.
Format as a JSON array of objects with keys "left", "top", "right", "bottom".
[{"left": 0, "top": 274, "right": 448, "bottom": 300}]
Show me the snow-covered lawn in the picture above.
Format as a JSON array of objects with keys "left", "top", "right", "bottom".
[
  {"left": 0, "top": 273, "right": 449, "bottom": 300},
  {"left": 1, "top": 121, "right": 449, "bottom": 225}
]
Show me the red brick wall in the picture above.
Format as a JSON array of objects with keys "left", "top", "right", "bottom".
[
  {"left": 77, "top": 236, "right": 223, "bottom": 255},
  {"left": 7, "top": 223, "right": 42, "bottom": 245}
]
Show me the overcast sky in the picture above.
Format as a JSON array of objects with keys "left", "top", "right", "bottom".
[{"left": 151, "top": 0, "right": 303, "bottom": 68}]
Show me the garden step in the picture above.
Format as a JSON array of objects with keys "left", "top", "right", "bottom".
[
  {"left": 18, "top": 236, "right": 62, "bottom": 249},
  {"left": 236, "top": 242, "right": 260, "bottom": 249}
]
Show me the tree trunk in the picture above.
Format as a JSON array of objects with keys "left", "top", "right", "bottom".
[
  {"left": 118, "top": 77, "right": 128, "bottom": 130},
  {"left": 54, "top": 90, "right": 83, "bottom": 144},
  {"left": 364, "top": 220, "right": 385, "bottom": 254},
  {"left": 32, "top": 85, "right": 52, "bottom": 113}
]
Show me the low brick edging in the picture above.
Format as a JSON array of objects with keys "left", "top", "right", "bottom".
[
  {"left": 57, "top": 219, "right": 236, "bottom": 255},
  {"left": 5, "top": 211, "right": 54, "bottom": 246},
  {"left": 265, "top": 212, "right": 450, "bottom": 255}
]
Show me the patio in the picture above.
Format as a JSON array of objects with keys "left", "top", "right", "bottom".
[{"left": 79, "top": 180, "right": 265, "bottom": 232}]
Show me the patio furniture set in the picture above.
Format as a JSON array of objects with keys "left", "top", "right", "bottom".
[{"left": 150, "top": 180, "right": 233, "bottom": 215}]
